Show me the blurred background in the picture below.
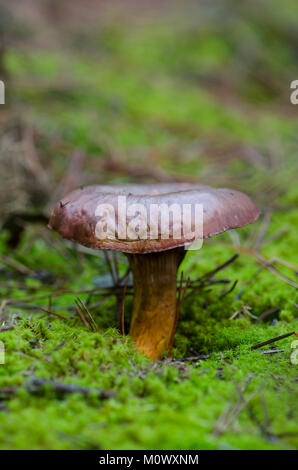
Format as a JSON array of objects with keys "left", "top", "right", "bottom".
[
  {"left": 0, "top": 0, "right": 298, "bottom": 222},
  {"left": 0, "top": 0, "right": 298, "bottom": 451}
]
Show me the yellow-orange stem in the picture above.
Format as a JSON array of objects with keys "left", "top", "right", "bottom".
[{"left": 127, "top": 248, "right": 185, "bottom": 360}]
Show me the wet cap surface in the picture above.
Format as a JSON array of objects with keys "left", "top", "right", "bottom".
[{"left": 49, "top": 183, "right": 260, "bottom": 253}]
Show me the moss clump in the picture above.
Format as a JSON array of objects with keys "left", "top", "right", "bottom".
[{"left": 0, "top": 317, "right": 297, "bottom": 449}]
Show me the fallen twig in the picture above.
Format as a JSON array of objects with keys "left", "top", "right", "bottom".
[
  {"left": 230, "top": 305, "right": 257, "bottom": 321},
  {"left": 218, "top": 243, "right": 298, "bottom": 290},
  {"left": 37, "top": 305, "right": 67, "bottom": 320},
  {"left": 220, "top": 280, "right": 238, "bottom": 299},
  {"left": 3, "top": 302, "right": 67, "bottom": 320},
  {"left": 266, "top": 264, "right": 298, "bottom": 289},
  {"left": 172, "top": 354, "right": 211, "bottom": 362},
  {"left": 75, "top": 304, "right": 90, "bottom": 328},
  {"left": 255, "top": 307, "right": 280, "bottom": 324},
  {"left": 75, "top": 296, "right": 100, "bottom": 333},
  {"left": 4, "top": 276, "right": 225, "bottom": 307},
  {"left": 201, "top": 254, "right": 239, "bottom": 280},
  {"left": 0, "top": 254, "right": 33, "bottom": 275},
  {"left": 0, "top": 387, "right": 18, "bottom": 399},
  {"left": 259, "top": 349, "right": 284, "bottom": 355},
  {"left": 0, "top": 325, "right": 14, "bottom": 332},
  {"left": 26, "top": 378, "right": 115, "bottom": 400},
  {"left": 251, "top": 331, "right": 297, "bottom": 350}
]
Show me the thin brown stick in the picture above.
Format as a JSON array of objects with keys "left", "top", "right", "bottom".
[
  {"left": 266, "top": 264, "right": 298, "bottom": 289},
  {"left": 75, "top": 296, "right": 100, "bottom": 333},
  {"left": 201, "top": 254, "right": 239, "bottom": 280},
  {"left": 0, "top": 254, "right": 33, "bottom": 275},
  {"left": 216, "top": 243, "right": 298, "bottom": 289},
  {"left": 172, "top": 354, "right": 211, "bottom": 362},
  {"left": 260, "top": 349, "right": 284, "bottom": 355},
  {"left": 220, "top": 280, "right": 238, "bottom": 299},
  {"left": 9, "top": 302, "right": 68, "bottom": 320},
  {"left": 26, "top": 378, "right": 115, "bottom": 400},
  {"left": 5, "top": 273, "right": 225, "bottom": 307},
  {"left": 0, "top": 387, "right": 18, "bottom": 398},
  {"left": 268, "top": 256, "right": 298, "bottom": 272},
  {"left": 74, "top": 304, "right": 90, "bottom": 329},
  {"left": 251, "top": 331, "right": 297, "bottom": 350},
  {"left": 37, "top": 306, "right": 67, "bottom": 320},
  {"left": 0, "top": 326, "right": 14, "bottom": 332},
  {"left": 255, "top": 307, "right": 280, "bottom": 324}
]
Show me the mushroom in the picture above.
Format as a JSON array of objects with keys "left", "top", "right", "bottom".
[{"left": 49, "top": 183, "right": 260, "bottom": 360}]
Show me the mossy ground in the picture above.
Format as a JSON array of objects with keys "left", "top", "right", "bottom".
[{"left": 0, "top": 1, "right": 297, "bottom": 450}]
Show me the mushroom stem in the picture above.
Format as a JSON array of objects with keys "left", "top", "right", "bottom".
[{"left": 127, "top": 248, "right": 185, "bottom": 360}]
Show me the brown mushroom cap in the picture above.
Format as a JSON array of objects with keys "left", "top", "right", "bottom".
[{"left": 48, "top": 183, "right": 260, "bottom": 254}]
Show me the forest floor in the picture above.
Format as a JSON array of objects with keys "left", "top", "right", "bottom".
[{"left": 0, "top": 0, "right": 297, "bottom": 449}]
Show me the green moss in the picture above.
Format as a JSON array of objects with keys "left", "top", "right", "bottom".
[{"left": 0, "top": 317, "right": 297, "bottom": 449}]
